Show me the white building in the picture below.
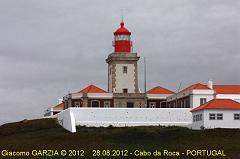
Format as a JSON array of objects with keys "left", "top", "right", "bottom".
[
  {"left": 44, "top": 100, "right": 64, "bottom": 117},
  {"left": 191, "top": 99, "right": 240, "bottom": 130},
  {"left": 167, "top": 81, "right": 240, "bottom": 109},
  {"left": 43, "top": 21, "right": 240, "bottom": 132}
]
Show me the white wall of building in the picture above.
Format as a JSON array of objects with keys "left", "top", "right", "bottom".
[
  {"left": 115, "top": 64, "right": 135, "bottom": 93},
  {"left": 191, "top": 94, "right": 214, "bottom": 108},
  {"left": 147, "top": 94, "right": 170, "bottom": 99},
  {"left": 166, "top": 90, "right": 214, "bottom": 102},
  {"left": 191, "top": 110, "right": 240, "bottom": 130},
  {"left": 190, "top": 110, "right": 204, "bottom": 130},
  {"left": 86, "top": 93, "right": 113, "bottom": 99},
  {"left": 68, "top": 92, "right": 113, "bottom": 99},
  {"left": 57, "top": 108, "right": 192, "bottom": 132},
  {"left": 204, "top": 110, "right": 240, "bottom": 129},
  {"left": 216, "top": 94, "right": 240, "bottom": 102}
]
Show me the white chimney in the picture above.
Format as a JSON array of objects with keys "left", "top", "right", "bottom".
[
  {"left": 208, "top": 80, "right": 213, "bottom": 89},
  {"left": 139, "top": 88, "right": 142, "bottom": 93},
  {"left": 58, "top": 98, "right": 63, "bottom": 104}
]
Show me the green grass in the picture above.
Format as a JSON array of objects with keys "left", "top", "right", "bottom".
[{"left": 0, "top": 118, "right": 240, "bottom": 159}]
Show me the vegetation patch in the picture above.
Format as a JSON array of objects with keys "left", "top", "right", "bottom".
[{"left": 0, "top": 119, "right": 240, "bottom": 159}]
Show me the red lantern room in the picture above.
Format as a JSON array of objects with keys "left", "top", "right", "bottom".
[{"left": 113, "top": 22, "right": 132, "bottom": 53}]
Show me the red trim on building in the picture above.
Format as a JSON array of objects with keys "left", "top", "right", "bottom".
[
  {"left": 147, "top": 86, "right": 175, "bottom": 94},
  {"left": 213, "top": 85, "right": 240, "bottom": 94},
  {"left": 179, "top": 83, "right": 240, "bottom": 94},
  {"left": 78, "top": 85, "right": 107, "bottom": 93},
  {"left": 54, "top": 102, "right": 64, "bottom": 109},
  {"left": 191, "top": 99, "right": 240, "bottom": 112},
  {"left": 179, "top": 83, "right": 210, "bottom": 93}
]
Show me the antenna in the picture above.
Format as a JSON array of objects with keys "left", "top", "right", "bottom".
[
  {"left": 144, "top": 57, "right": 147, "bottom": 93},
  {"left": 121, "top": 9, "right": 124, "bottom": 22}
]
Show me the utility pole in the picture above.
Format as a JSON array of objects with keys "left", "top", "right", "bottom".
[
  {"left": 144, "top": 57, "right": 147, "bottom": 93},
  {"left": 144, "top": 57, "right": 147, "bottom": 108},
  {"left": 175, "top": 82, "right": 182, "bottom": 108}
]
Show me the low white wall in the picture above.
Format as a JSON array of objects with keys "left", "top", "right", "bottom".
[
  {"left": 57, "top": 108, "right": 192, "bottom": 132},
  {"left": 57, "top": 109, "right": 76, "bottom": 133}
]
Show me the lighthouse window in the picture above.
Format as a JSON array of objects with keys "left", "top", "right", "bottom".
[
  {"left": 123, "top": 66, "right": 127, "bottom": 74},
  {"left": 115, "top": 35, "right": 130, "bottom": 41}
]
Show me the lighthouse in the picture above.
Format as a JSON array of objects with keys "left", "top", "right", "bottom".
[
  {"left": 113, "top": 21, "right": 132, "bottom": 53},
  {"left": 106, "top": 21, "right": 145, "bottom": 108},
  {"left": 106, "top": 21, "right": 140, "bottom": 94}
]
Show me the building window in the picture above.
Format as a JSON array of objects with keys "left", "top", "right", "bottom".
[
  {"left": 123, "top": 66, "right": 127, "bottom": 74},
  {"left": 234, "top": 114, "right": 240, "bottom": 120},
  {"left": 209, "top": 113, "right": 216, "bottom": 120},
  {"left": 209, "top": 113, "right": 223, "bottom": 120},
  {"left": 74, "top": 101, "right": 80, "bottom": 107},
  {"left": 104, "top": 101, "right": 111, "bottom": 108},
  {"left": 217, "top": 113, "right": 223, "bottom": 120},
  {"left": 186, "top": 98, "right": 190, "bottom": 108},
  {"left": 200, "top": 98, "right": 207, "bottom": 105},
  {"left": 194, "top": 114, "right": 203, "bottom": 122},
  {"left": 160, "top": 101, "right": 167, "bottom": 108},
  {"left": 91, "top": 100, "right": 100, "bottom": 107},
  {"left": 149, "top": 102, "right": 156, "bottom": 108},
  {"left": 168, "top": 103, "right": 170, "bottom": 108},
  {"left": 123, "top": 89, "right": 128, "bottom": 93},
  {"left": 173, "top": 102, "right": 175, "bottom": 108}
]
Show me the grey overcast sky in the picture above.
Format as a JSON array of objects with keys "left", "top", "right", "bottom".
[{"left": 0, "top": 0, "right": 239, "bottom": 124}]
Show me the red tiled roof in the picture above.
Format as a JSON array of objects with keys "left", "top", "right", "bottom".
[
  {"left": 147, "top": 86, "right": 175, "bottom": 94},
  {"left": 213, "top": 85, "right": 240, "bottom": 94},
  {"left": 191, "top": 99, "right": 240, "bottom": 112},
  {"left": 179, "top": 83, "right": 240, "bottom": 94},
  {"left": 53, "top": 102, "right": 64, "bottom": 109},
  {"left": 79, "top": 85, "right": 107, "bottom": 93},
  {"left": 179, "top": 83, "right": 210, "bottom": 93}
]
